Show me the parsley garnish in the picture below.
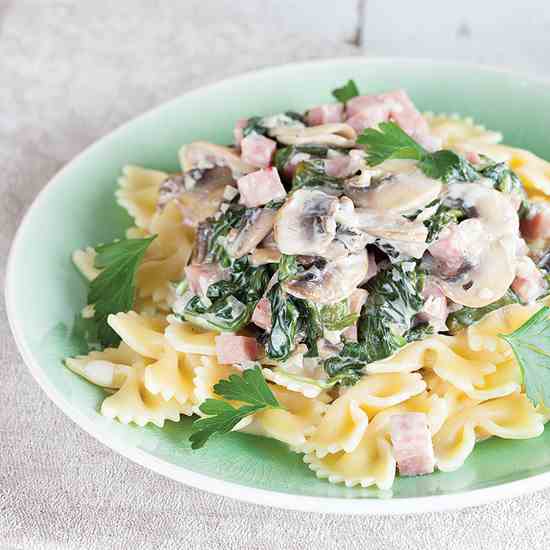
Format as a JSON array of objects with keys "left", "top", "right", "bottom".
[
  {"left": 357, "top": 122, "right": 478, "bottom": 183},
  {"left": 332, "top": 79, "right": 359, "bottom": 103},
  {"left": 88, "top": 236, "right": 156, "bottom": 347},
  {"left": 189, "top": 366, "right": 282, "bottom": 449},
  {"left": 499, "top": 306, "right": 550, "bottom": 408}
]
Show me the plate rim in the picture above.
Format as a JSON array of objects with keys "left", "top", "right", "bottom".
[{"left": 6, "top": 56, "right": 550, "bottom": 515}]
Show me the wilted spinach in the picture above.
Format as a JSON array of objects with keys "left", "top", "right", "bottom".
[
  {"left": 182, "top": 257, "right": 272, "bottom": 332},
  {"left": 292, "top": 160, "right": 344, "bottom": 193},
  {"left": 323, "top": 263, "right": 426, "bottom": 385},
  {"left": 264, "top": 284, "right": 300, "bottom": 361}
]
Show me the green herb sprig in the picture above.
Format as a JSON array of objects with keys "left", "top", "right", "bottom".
[
  {"left": 189, "top": 366, "right": 282, "bottom": 449},
  {"left": 332, "top": 79, "right": 360, "bottom": 103},
  {"left": 499, "top": 306, "right": 550, "bottom": 407},
  {"left": 88, "top": 236, "right": 156, "bottom": 347},
  {"left": 357, "top": 122, "right": 478, "bottom": 183}
]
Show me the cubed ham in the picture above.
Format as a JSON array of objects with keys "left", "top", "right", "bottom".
[
  {"left": 240, "top": 132, "right": 277, "bottom": 168},
  {"left": 233, "top": 118, "right": 248, "bottom": 148},
  {"left": 237, "top": 168, "right": 286, "bottom": 207},
  {"left": 282, "top": 152, "right": 311, "bottom": 180},
  {"left": 252, "top": 297, "right": 272, "bottom": 330},
  {"left": 342, "top": 288, "right": 368, "bottom": 341},
  {"left": 390, "top": 413, "right": 435, "bottom": 476},
  {"left": 520, "top": 204, "right": 550, "bottom": 241},
  {"left": 346, "top": 90, "right": 440, "bottom": 151},
  {"left": 215, "top": 334, "right": 261, "bottom": 365},
  {"left": 465, "top": 150, "right": 481, "bottom": 165},
  {"left": 417, "top": 279, "right": 448, "bottom": 332},
  {"left": 184, "top": 264, "right": 226, "bottom": 299},
  {"left": 306, "top": 103, "right": 344, "bottom": 126},
  {"left": 512, "top": 257, "right": 547, "bottom": 303},
  {"left": 428, "top": 219, "right": 484, "bottom": 279}
]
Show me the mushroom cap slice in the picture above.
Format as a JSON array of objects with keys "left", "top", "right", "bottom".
[
  {"left": 225, "top": 208, "right": 277, "bottom": 259},
  {"left": 346, "top": 168, "right": 442, "bottom": 213},
  {"left": 179, "top": 141, "right": 254, "bottom": 179},
  {"left": 434, "top": 183, "right": 520, "bottom": 307},
  {"left": 283, "top": 251, "right": 368, "bottom": 305},
  {"left": 274, "top": 189, "right": 340, "bottom": 257},
  {"left": 269, "top": 123, "right": 357, "bottom": 147},
  {"left": 438, "top": 237, "right": 517, "bottom": 307}
]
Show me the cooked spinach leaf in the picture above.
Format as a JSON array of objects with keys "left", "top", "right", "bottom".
[
  {"left": 323, "top": 263, "right": 426, "bottom": 385},
  {"left": 292, "top": 159, "right": 344, "bottom": 192},
  {"left": 182, "top": 257, "right": 272, "bottom": 332},
  {"left": 320, "top": 300, "right": 359, "bottom": 331},
  {"left": 242, "top": 116, "right": 268, "bottom": 138},
  {"left": 477, "top": 160, "right": 528, "bottom": 213},
  {"left": 423, "top": 200, "right": 468, "bottom": 243},
  {"left": 264, "top": 284, "right": 300, "bottom": 361}
]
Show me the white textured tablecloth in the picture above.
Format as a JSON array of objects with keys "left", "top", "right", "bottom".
[{"left": 2, "top": 2, "right": 550, "bottom": 549}]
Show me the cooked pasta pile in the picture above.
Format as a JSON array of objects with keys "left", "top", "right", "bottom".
[{"left": 66, "top": 81, "right": 550, "bottom": 489}]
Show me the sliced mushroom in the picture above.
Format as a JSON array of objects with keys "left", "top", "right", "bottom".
[
  {"left": 345, "top": 168, "right": 442, "bottom": 213},
  {"left": 269, "top": 123, "right": 357, "bottom": 147},
  {"left": 179, "top": 141, "right": 255, "bottom": 180},
  {"left": 250, "top": 247, "right": 282, "bottom": 266},
  {"left": 274, "top": 189, "right": 340, "bottom": 256},
  {"left": 433, "top": 183, "right": 520, "bottom": 307},
  {"left": 283, "top": 251, "right": 368, "bottom": 304},
  {"left": 176, "top": 166, "right": 235, "bottom": 227},
  {"left": 351, "top": 209, "right": 429, "bottom": 259},
  {"left": 193, "top": 221, "right": 212, "bottom": 264},
  {"left": 225, "top": 208, "right": 277, "bottom": 259}
]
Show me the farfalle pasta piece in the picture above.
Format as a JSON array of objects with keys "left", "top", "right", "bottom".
[
  {"left": 457, "top": 303, "right": 541, "bottom": 358},
  {"left": 302, "top": 372, "right": 426, "bottom": 457},
  {"left": 424, "top": 113, "right": 502, "bottom": 148},
  {"left": 143, "top": 345, "right": 196, "bottom": 405},
  {"left": 108, "top": 311, "right": 167, "bottom": 359},
  {"left": 165, "top": 318, "right": 217, "bottom": 356},
  {"left": 261, "top": 347, "right": 329, "bottom": 398},
  {"left": 72, "top": 247, "right": 100, "bottom": 281},
  {"left": 193, "top": 355, "right": 241, "bottom": 407},
  {"left": 136, "top": 202, "right": 194, "bottom": 309},
  {"left": 65, "top": 342, "right": 139, "bottom": 388},
  {"left": 243, "top": 385, "right": 329, "bottom": 448},
  {"left": 433, "top": 392, "right": 544, "bottom": 472},
  {"left": 116, "top": 165, "right": 168, "bottom": 230},
  {"left": 304, "top": 392, "right": 446, "bottom": 489},
  {"left": 368, "top": 336, "right": 520, "bottom": 401},
  {"left": 101, "top": 362, "right": 192, "bottom": 427}
]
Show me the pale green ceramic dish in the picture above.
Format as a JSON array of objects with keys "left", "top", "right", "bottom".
[{"left": 7, "top": 58, "right": 550, "bottom": 514}]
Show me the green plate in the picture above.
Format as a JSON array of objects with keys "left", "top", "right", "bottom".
[{"left": 7, "top": 58, "right": 550, "bottom": 514}]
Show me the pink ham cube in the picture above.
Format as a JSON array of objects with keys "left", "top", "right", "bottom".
[
  {"left": 240, "top": 132, "right": 277, "bottom": 168},
  {"left": 215, "top": 334, "right": 261, "bottom": 365},
  {"left": 184, "top": 264, "right": 226, "bottom": 298},
  {"left": 520, "top": 204, "right": 550, "bottom": 241},
  {"left": 251, "top": 296, "right": 272, "bottom": 331},
  {"left": 390, "top": 413, "right": 435, "bottom": 476},
  {"left": 306, "top": 103, "right": 344, "bottom": 126},
  {"left": 237, "top": 168, "right": 286, "bottom": 207}
]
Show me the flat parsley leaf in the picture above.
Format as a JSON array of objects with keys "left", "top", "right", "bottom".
[
  {"left": 357, "top": 122, "right": 478, "bottom": 183},
  {"left": 357, "top": 122, "right": 426, "bottom": 165},
  {"left": 189, "top": 366, "right": 282, "bottom": 449},
  {"left": 88, "top": 236, "right": 156, "bottom": 347},
  {"left": 499, "top": 306, "right": 550, "bottom": 407},
  {"left": 332, "top": 79, "right": 360, "bottom": 103}
]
